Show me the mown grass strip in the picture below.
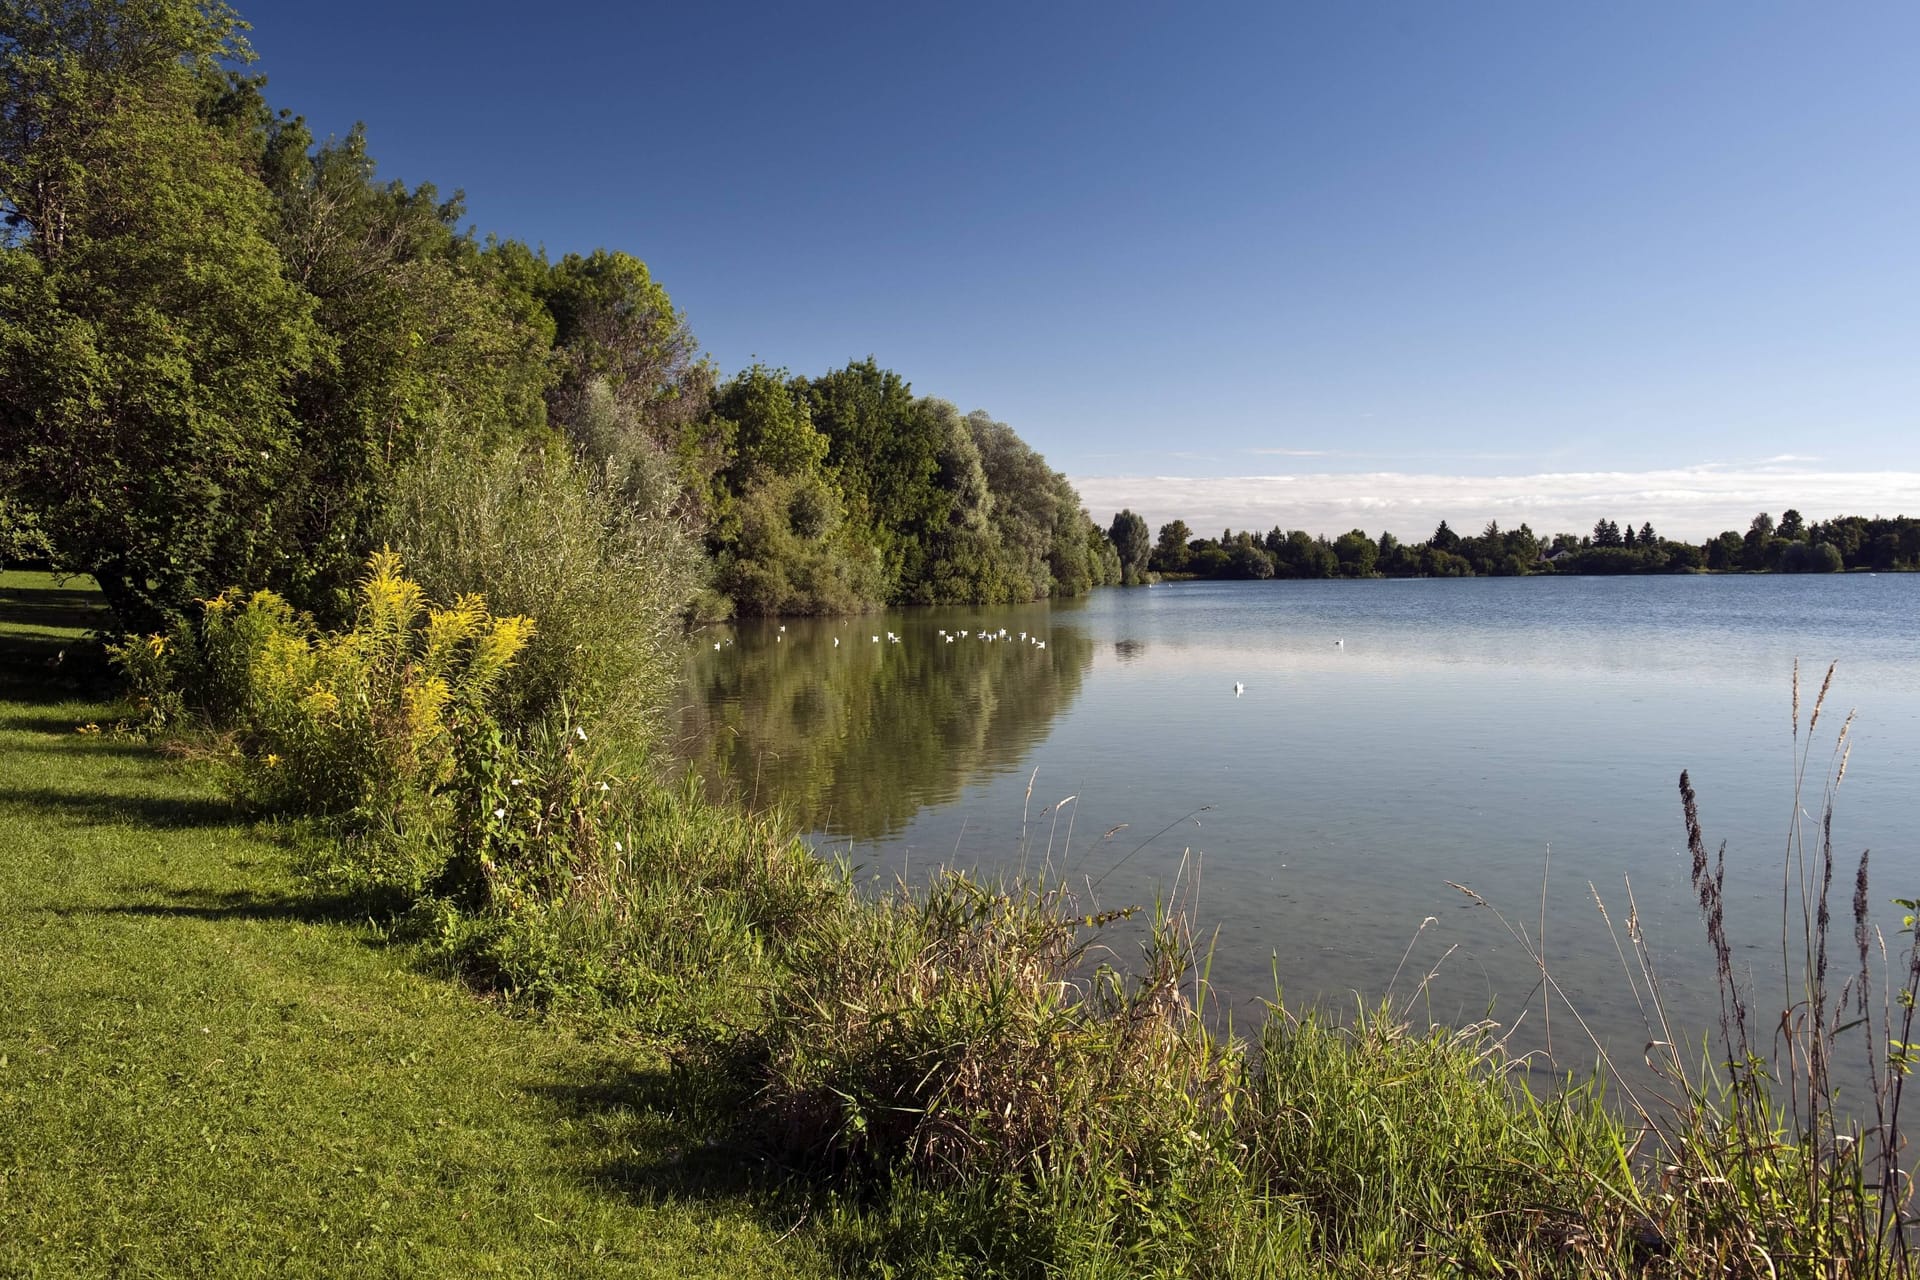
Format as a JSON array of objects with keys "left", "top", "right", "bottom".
[{"left": 0, "top": 604, "right": 826, "bottom": 1277}]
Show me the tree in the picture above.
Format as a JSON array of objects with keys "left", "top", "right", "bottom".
[
  {"left": 1107, "top": 509, "right": 1151, "bottom": 584},
  {"left": 1507, "top": 522, "right": 1539, "bottom": 566},
  {"left": 0, "top": 0, "right": 322, "bottom": 629},
  {"left": 1375, "top": 530, "right": 1405, "bottom": 574},
  {"left": 1778, "top": 508, "right": 1805, "bottom": 541},
  {"left": 1227, "top": 531, "right": 1273, "bottom": 579},
  {"left": 1153, "top": 519, "right": 1192, "bottom": 572},
  {"left": 1430, "top": 520, "right": 1459, "bottom": 552},
  {"left": 1638, "top": 521, "right": 1656, "bottom": 547},
  {"left": 1779, "top": 540, "right": 1842, "bottom": 573},
  {"left": 1086, "top": 518, "right": 1122, "bottom": 585},
  {"left": 1045, "top": 494, "right": 1097, "bottom": 596},
  {"left": 225, "top": 105, "right": 557, "bottom": 617},
  {"left": 1593, "top": 518, "right": 1623, "bottom": 548},
  {"left": 803, "top": 359, "right": 945, "bottom": 599},
  {"left": 1705, "top": 530, "right": 1744, "bottom": 571},
  {"left": 712, "top": 365, "right": 828, "bottom": 486},
  {"left": 1333, "top": 529, "right": 1377, "bottom": 577},
  {"left": 543, "top": 248, "right": 708, "bottom": 444},
  {"left": 914, "top": 399, "right": 1005, "bottom": 604},
  {"left": 1743, "top": 512, "right": 1776, "bottom": 570},
  {"left": 964, "top": 407, "right": 1075, "bottom": 601}
]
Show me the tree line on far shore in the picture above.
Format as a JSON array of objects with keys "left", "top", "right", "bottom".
[{"left": 1098, "top": 509, "right": 1920, "bottom": 583}]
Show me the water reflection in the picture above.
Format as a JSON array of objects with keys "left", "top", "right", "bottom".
[
  {"left": 671, "top": 576, "right": 1920, "bottom": 1086},
  {"left": 674, "top": 612, "right": 1095, "bottom": 839}
]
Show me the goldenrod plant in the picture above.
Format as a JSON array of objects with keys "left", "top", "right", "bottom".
[{"left": 116, "top": 551, "right": 532, "bottom": 895}]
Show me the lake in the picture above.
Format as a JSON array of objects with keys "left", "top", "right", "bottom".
[{"left": 673, "top": 574, "right": 1920, "bottom": 1075}]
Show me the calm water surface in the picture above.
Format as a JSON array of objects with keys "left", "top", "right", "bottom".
[{"left": 674, "top": 576, "right": 1920, "bottom": 1071}]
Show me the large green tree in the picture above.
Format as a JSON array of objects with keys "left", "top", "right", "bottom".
[
  {"left": 701, "top": 365, "right": 879, "bottom": 615},
  {"left": 802, "top": 359, "right": 947, "bottom": 600},
  {"left": 1107, "top": 509, "right": 1151, "bottom": 584},
  {"left": 226, "top": 95, "right": 558, "bottom": 617},
  {"left": 543, "top": 248, "right": 709, "bottom": 444},
  {"left": 1153, "top": 519, "right": 1192, "bottom": 572},
  {"left": 0, "top": 0, "right": 321, "bottom": 628}
]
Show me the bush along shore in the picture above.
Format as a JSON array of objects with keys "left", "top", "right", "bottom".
[{"left": 100, "top": 556, "right": 1915, "bottom": 1277}]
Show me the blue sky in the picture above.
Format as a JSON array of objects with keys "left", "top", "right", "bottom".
[{"left": 242, "top": 2, "right": 1920, "bottom": 539}]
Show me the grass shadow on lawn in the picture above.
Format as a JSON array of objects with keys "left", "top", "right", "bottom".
[
  {"left": 0, "top": 706, "right": 114, "bottom": 733},
  {"left": 2, "top": 739, "right": 157, "bottom": 758},
  {"left": 0, "top": 783, "right": 240, "bottom": 829},
  {"left": 67, "top": 885, "right": 376, "bottom": 928},
  {"left": 0, "top": 577, "right": 111, "bottom": 629},
  {"left": 524, "top": 1054, "right": 815, "bottom": 1220}
]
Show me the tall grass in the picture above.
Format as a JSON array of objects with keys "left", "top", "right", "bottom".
[
  {"left": 1649, "top": 661, "right": 1912, "bottom": 1276},
  {"left": 1453, "top": 660, "right": 1915, "bottom": 1276}
]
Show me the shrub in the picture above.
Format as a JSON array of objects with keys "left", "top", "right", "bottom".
[
  {"left": 428, "top": 765, "right": 850, "bottom": 1036},
  {"left": 116, "top": 551, "right": 533, "bottom": 896},
  {"left": 382, "top": 422, "right": 702, "bottom": 749}
]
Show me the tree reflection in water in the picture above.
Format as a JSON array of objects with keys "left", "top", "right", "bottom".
[{"left": 672, "top": 617, "right": 1094, "bottom": 841}]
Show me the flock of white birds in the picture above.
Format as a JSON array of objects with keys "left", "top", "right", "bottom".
[
  {"left": 712, "top": 624, "right": 1050, "bottom": 652},
  {"left": 713, "top": 627, "right": 1344, "bottom": 701},
  {"left": 714, "top": 625, "right": 1344, "bottom": 706},
  {"left": 936, "top": 627, "right": 1046, "bottom": 650}
]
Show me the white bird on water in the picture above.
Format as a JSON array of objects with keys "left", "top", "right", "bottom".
[
  {"left": 833, "top": 637, "right": 840, "bottom": 647},
  {"left": 1234, "top": 682, "right": 1244, "bottom": 696},
  {"left": 1334, "top": 638, "right": 1344, "bottom": 647}
]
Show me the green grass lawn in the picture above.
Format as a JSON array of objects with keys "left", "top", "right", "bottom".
[
  {"left": 0, "top": 569, "right": 113, "bottom": 669},
  {"left": 0, "top": 574, "right": 828, "bottom": 1278}
]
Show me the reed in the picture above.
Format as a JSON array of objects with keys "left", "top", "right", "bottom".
[{"left": 1488, "top": 660, "right": 1913, "bottom": 1276}]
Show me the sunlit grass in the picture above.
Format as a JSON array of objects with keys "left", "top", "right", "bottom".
[{"left": 0, "top": 673, "right": 829, "bottom": 1276}]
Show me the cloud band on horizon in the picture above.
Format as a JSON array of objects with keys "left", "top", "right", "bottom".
[{"left": 1070, "top": 465, "right": 1920, "bottom": 544}]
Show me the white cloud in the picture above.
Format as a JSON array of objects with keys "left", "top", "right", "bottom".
[{"left": 1070, "top": 466, "right": 1920, "bottom": 542}]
